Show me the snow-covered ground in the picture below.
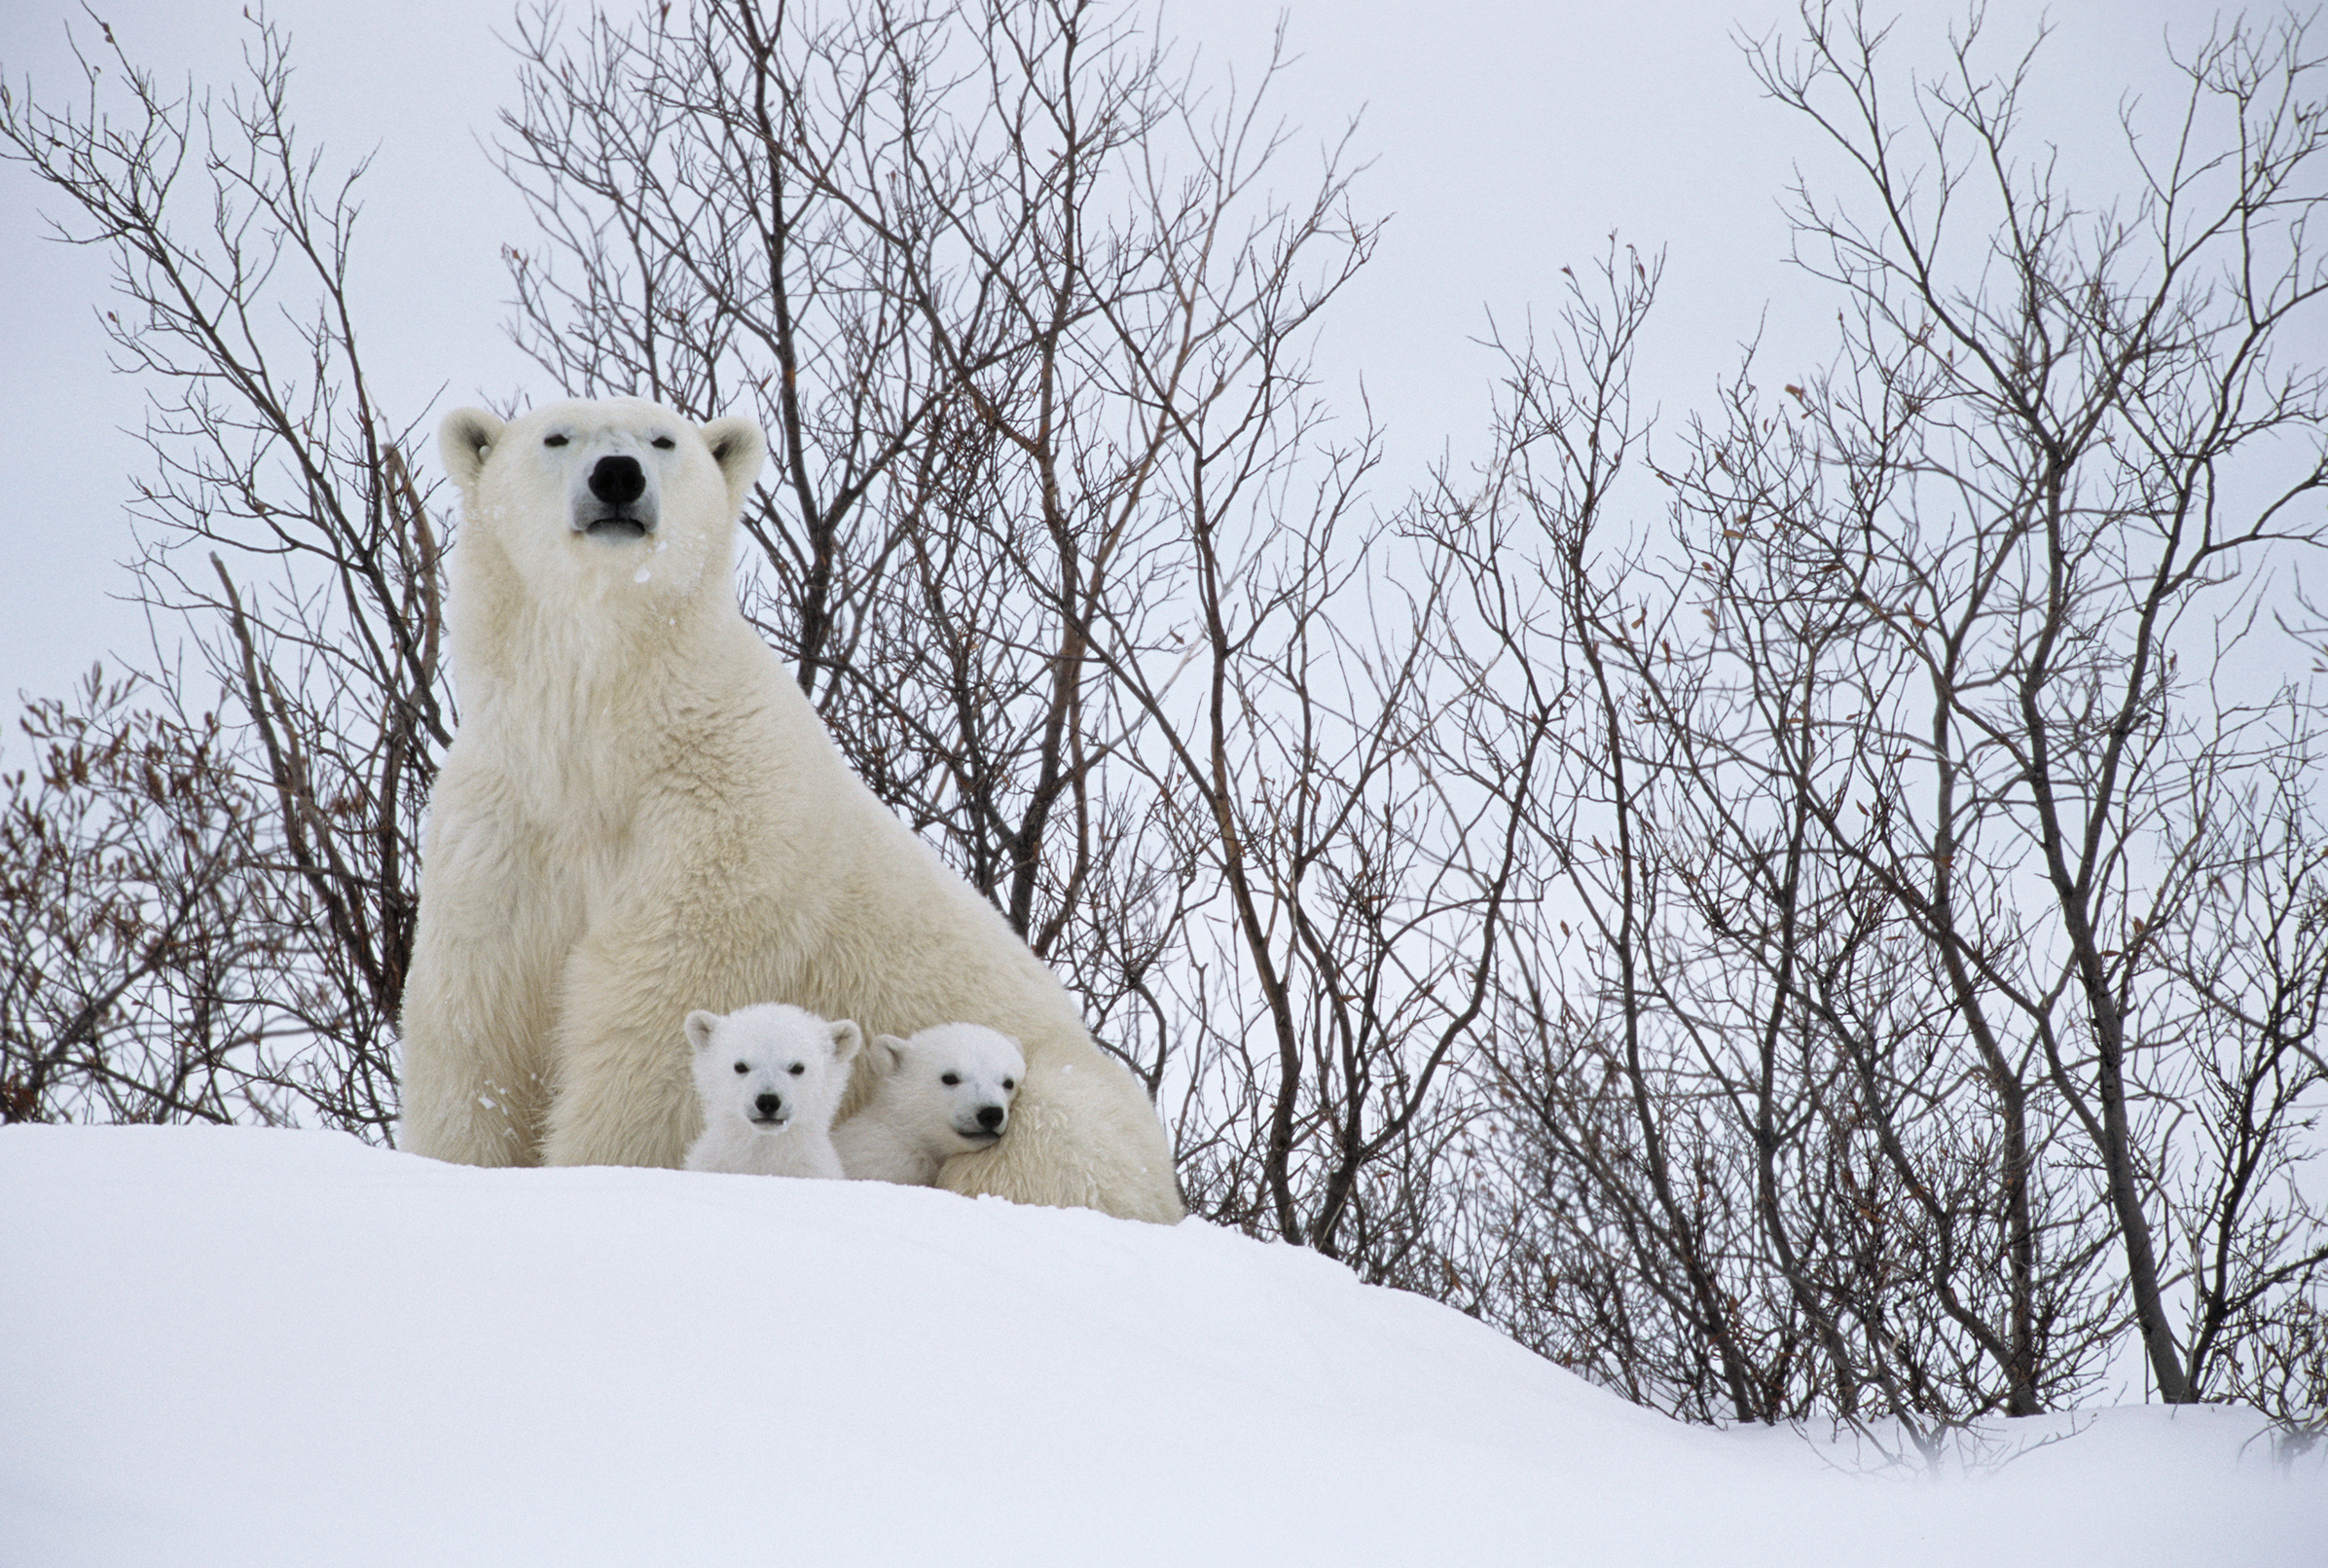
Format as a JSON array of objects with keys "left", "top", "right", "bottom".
[{"left": 3, "top": 1126, "right": 2319, "bottom": 1566}]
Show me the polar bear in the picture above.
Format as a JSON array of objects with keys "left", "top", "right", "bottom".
[
  {"left": 397, "top": 396, "right": 1182, "bottom": 1222},
  {"left": 682, "top": 1003, "right": 861, "bottom": 1179},
  {"left": 833, "top": 1023, "right": 1026, "bottom": 1185}
]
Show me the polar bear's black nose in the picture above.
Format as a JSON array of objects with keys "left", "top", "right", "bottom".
[
  {"left": 754, "top": 1092, "right": 783, "bottom": 1117},
  {"left": 976, "top": 1104, "right": 1004, "bottom": 1131},
  {"left": 589, "top": 455, "right": 646, "bottom": 505}
]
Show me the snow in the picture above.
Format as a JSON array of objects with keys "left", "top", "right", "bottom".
[{"left": 3, "top": 1125, "right": 2319, "bottom": 1566}]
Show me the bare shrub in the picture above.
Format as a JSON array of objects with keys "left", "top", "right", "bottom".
[
  {"left": 0, "top": 18, "right": 445, "bottom": 1135},
  {"left": 1434, "top": 6, "right": 2328, "bottom": 1430}
]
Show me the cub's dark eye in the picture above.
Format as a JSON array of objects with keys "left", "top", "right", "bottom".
[
  {"left": 941, "top": 1072, "right": 961, "bottom": 1086},
  {"left": 788, "top": 1062, "right": 807, "bottom": 1076},
  {"left": 651, "top": 435, "right": 676, "bottom": 450},
  {"left": 1001, "top": 1078, "right": 1015, "bottom": 1091},
  {"left": 732, "top": 1061, "right": 748, "bottom": 1074},
  {"left": 544, "top": 434, "right": 569, "bottom": 448}
]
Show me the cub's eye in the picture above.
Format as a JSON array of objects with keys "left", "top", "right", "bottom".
[
  {"left": 651, "top": 435, "right": 676, "bottom": 450},
  {"left": 941, "top": 1073, "right": 961, "bottom": 1086},
  {"left": 1001, "top": 1078, "right": 1015, "bottom": 1091},
  {"left": 788, "top": 1062, "right": 807, "bottom": 1076},
  {"left": 544, "top": 434, "right": 569, "bottom": 448},
  {"left": 732, "top": 1061, "right": 748, "bottom": 1075}
]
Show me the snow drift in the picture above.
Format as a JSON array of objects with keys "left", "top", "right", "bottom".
[{"left": 2, "top": 1125, "right": 2318, "bottom": 1566}]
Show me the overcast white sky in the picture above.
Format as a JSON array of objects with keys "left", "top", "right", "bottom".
[{"left": 0, "top": 0, "right": 2245, "bottom": 713}]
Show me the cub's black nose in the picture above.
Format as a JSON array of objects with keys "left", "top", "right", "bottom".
[
  {"left": 754, "top": 1092, "right": 783, "bottom": 1117},
  {"left": 977, "top": 1104, "right": 1004, "bottom": 1130},
  {"left": 589, "top": 455, "right": 646, "bottom": 505}
]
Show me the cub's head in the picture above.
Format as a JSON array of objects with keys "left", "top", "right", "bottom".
[
  {"left": 438, "top": 397, "right": 765, "bottom": 602},
  {"left": 685, "top": 1003, "right": 863, "bottom": 1135},
  {"left": 862, "top": 1023, "right": 1026, "bottom": 1151}
]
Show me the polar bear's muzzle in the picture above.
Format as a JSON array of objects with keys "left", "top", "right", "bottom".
[{"left": 574, "top": 454, "right": 659, "bottom": 540}]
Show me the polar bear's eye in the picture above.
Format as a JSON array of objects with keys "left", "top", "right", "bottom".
[
  {"left": 732, "top": 1061, "right": 748, "bottom": 1075},
  {"left": 543, "top": 434, "right": 569, "bottom": 448},
  {"left": 1001, "top": 1078, "right": 1015, "bottom": 1091},
  {"left": 941, "top": 1072, "right": 961, "bottom": 1086},
  {"left": 788, "top": 1062, "right": 806, "bottom": 1076},
  {"left": 651, "top": 435, "right": 676, "bottom": 450}
]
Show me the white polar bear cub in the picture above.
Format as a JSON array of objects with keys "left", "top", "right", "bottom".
[
  {"left": 682, "top": 1003, "right": 864, "bottom": 1178},
  {"left": 834, "top": 1024, "right": 1027, "bottom": 1186},
  {"left": 398, "top": 396, "right": 1182, "bottom": 1223}
]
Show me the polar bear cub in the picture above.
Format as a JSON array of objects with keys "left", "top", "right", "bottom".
[
  {"left": 683, "top": 1003, "right": 864, "bottom": 1179},
  {"left": 833, "top": 1023, "right": 1027, "bottom": 1186}
]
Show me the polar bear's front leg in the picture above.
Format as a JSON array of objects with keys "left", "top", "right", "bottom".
[
  {"left": 537, "top": 921, "right": 706, "bottom": 1169},
  {"left": 398, "top": 835, "right": 562, "bottom": 1166}
]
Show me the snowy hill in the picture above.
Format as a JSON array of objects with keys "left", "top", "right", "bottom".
[{"left": 3, "top": 1126, "right": 2319, "bottom": 1566}]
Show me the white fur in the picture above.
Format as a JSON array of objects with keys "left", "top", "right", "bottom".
[
  {"left": 682, "top": 1003, "right": 861, "bottom": 1179},
  {"left": 398, "top": 396, "right": 1182, "bottom": 1222},
  {"left": 834, "top": 1024, "right": 1026, "bottom": 1186}
]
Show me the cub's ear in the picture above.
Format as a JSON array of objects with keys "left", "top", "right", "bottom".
[
  {"left": 699, "top": 415, "right": 767, "bottom": 508},
  {"left": 439, "top": 408, "right": 504, "bottom": 491},
  {"left": 828, "top": 1018, "right": 865, "bottom": 1067},
  {"left": 866, "top": 1034, "right": 909, "bottom": 1077},
  {"left": 683, "top": 1009, "right": 722, "bottom": 1053}
]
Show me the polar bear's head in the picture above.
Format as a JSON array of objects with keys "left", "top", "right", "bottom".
[
  {"left": 862, "top": 1023, "right": 1026, "bottom": 1151},
  {"left": 685, "top": 1003, "right": 864, "bottom": 1137},
  {"left": 438, "top": 397, "right": 766, "bottom": 603}
]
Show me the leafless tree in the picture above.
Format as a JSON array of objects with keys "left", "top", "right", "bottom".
[
  {"left": 0, "top": 16, "right": 445, "bottom": 1135},
  {"left": 491, "top": 0, "right": 1521, "bottom": 1268},
  {"left": 1432, "top": 3, "right": 2328, "bottom": 1430},
  {"left": 6, "top": 0, "right": 1507, "bottom": 1276},
  {"left": 0, "top": 666, "right": 401, "bottom": 1130},
  {"left": 4, "top": 670, "right": 267, "bottom": 1124}
]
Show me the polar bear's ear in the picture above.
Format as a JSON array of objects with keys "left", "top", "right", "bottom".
[
  {"left": 865, "top": 1034, "right": 906, "bottom": 1077},
  {"left": 682, "top": 1009, "right": 722, "bottom": 1053},
  {"left": 828, "top": 1018, "right": 864, "bottom": 1068},
  {"left": 439, "top": 408, "right": 504, "bottom": 491},
  {"left": 700, "top": 416, "right": 767, "bottom": 508}
]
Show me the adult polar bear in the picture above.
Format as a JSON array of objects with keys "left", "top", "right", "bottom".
[{"left": 398, "top": 397, "right": 1183, "bottom": 1223}]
